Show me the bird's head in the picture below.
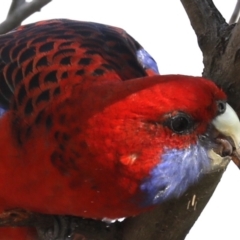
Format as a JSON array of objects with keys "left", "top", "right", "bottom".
[{"left": 65, "top": 74, "right": 240, "bottom": 214}]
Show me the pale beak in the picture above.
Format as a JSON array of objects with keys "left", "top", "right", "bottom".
[{"left": 211, "top": 103, "right": 240, "bottom": 169}]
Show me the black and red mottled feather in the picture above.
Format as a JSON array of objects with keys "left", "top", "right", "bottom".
[
  {"left": 0, "top": 19, "right": 158, "bottom": 144},
  {"left": 0, "top": 19, "right": 162, "bottom": 219},
  {"left": 0, "top": 19, "right": 156, "bottom": 111}
]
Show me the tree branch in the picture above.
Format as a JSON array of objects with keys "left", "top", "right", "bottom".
[
  {"left": 229, "top": 0, "right": 240, "bottom": 24},
  {"left": 180, "top": 0, "right": 228, "bottom": 74},
  {"left": 7, "top": 0, "right": 26, "bottom": 18},
  {"left": 180, "top": 0, "right": 226, "bottom": 43},
  {"left": 0, "top": 0, "right": 52, "bottom": 34},
  {"left": 181, "top": 0, "right": 240, "bottom": 114}
]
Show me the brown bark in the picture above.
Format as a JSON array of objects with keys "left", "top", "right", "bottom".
[{"left": 180, "top": 0, "right": 240, "bottom": 114}]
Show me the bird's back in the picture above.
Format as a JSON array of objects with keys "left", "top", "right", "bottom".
[{"left": 0, "top": 19, "right": 159, "bottom": 219}]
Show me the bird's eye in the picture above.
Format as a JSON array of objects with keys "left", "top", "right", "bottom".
[
  {"left": 168, "top": 113, "right": 194, "bottom": 134},
  {"left": 217, "top": 100, "right": 226, "bottom": 114}
]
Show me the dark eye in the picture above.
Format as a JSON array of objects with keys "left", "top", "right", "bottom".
[
  {"left": 217, "top": 100, "right": 226, "bottom": 114},
  {"left": 168, "top": 113, "right": 194, "bottom": 134}
]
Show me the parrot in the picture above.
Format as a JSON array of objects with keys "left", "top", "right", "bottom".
[{"left": 0, "top": 19, "right": 239, "bottom": 239}]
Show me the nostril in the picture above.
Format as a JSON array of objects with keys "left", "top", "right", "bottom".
[
  {"left": 222, "top": 149, "right": 232, "bottom": 157},
  {"left": 215, "top": 138, "right": 233, "bottom": 157}
]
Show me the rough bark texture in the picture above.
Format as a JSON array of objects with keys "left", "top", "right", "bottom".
[
  {"left": 181, "top": 0, "right": 240, "bottom": 115},
  {"left": 0, "top": 0, "right": 240, "bottom": 239}
]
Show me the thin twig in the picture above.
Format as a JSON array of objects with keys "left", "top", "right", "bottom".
[
  {"left": 229, "top": 0, "right": 240, "bottom": 24},
  {"left": 0, "top": 0, "right": 52, "bottom": 34},
  {"left": 7, "top": 0, "right": 26, "bottom": 18}
]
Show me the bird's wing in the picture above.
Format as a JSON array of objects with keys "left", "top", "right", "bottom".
[{"left": 0, "top": 19, "right": 159, "bottom": 112}]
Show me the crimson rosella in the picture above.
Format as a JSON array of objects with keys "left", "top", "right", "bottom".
[{"left": 0, "top": 19, "right": 239, "bottom": 234}]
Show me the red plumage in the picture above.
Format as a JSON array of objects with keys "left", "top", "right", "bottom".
[
  {"left": 0, "top": 227, "right": 37, "bottom": 240},
  {"left": 0, "top": 19, "right": 227, "bottom": 222}
]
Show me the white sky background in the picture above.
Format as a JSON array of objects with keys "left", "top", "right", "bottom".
[{"left": 0, "top": 1, "right": 239, "bottom": 239}]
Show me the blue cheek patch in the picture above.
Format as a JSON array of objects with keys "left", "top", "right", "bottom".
[
  {"left": 140, "top": 143, "right": 211, "bottom": 206},
  {"left": 136, "top": 49, "right": 159, "bottom": 74}
]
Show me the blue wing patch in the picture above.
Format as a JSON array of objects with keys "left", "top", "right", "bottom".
[{"left": 136, "top": 49, "right": 159, "bottom": 74}]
